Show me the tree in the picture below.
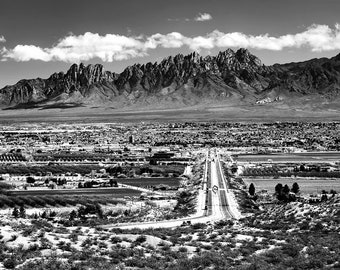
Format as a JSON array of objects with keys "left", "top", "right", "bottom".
[
  {"left": 283, "top": 184, "right": 290, "bottom": 195},
  {"left": 69, "top": 210, "right": 77, "bottom": 221},
  {"left": 109, "top": 179, "right": 118, "bottom": 187},
  {"left": 12, "top": 207, "right": 19, "bottom": 218},
  {"left": 26, "top": 176, "right": 35, "bottom": 184},
  {"left": 84, "top": 181, "right": 93, "bottom": 188},
  {"left": 19, "top": 205, "right": 26, "bottom": 218},
  {"left": 41, "top": 211, "right": 47, "bottom": 219},
  {"left": 248, "top": 183, "right": 255, "bottom": 196},
  {"left": 95, "top": 203, "right": 103, "bottom": 219},
  {"left": 134, "top": 235, "right": 147, "bottom": 244},
  {"left": 275, "top": 183, "right": 283, "bottom": 195},
  {"left": 49, "top": 211, "right": 57, "bottom": 218},
  {"left": 291, "top": 182, "right": 300, "bottom": 194},
  {"left": 77, "top": 206, "right": 87, "bottom": 219},
  {"left": 330, "top": 189, "right": 337, "bottom": 197}
]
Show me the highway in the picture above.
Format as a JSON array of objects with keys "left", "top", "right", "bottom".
[{"left": 102, "top": 150, "right": 241, "bottom": 230}]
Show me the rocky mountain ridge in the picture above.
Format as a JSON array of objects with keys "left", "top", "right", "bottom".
[{"left": 1, "top": 48, "right": 340, "bottom": 109}]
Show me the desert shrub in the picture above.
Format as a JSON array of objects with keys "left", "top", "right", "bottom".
[
  {"left": 58, "top": 241, "right": 72, "bottom": 251},
  {"left": 16, "top": 255, "right": 73, "bottom": 270},
  {"left": 22, "top": 226, "right": 37, "bottom": 237},
  {"left": 191, "top": 223, "right": 206, "bottom": 230},
  {"left": 110, "top": 236, "right": 122, "bottom": 244},
  {"left": 31, "top": 219, "right": 53, "bottom": 230},
  {"left": 161, "top": 245, "right": 171, "bottom": 251},
  {"left": 98, "top": 242, "right": 108, "bottom": 249},
  {"left": 3, "top": 256, "right": 17, "bottom": 269},
  {"left": 68, "top": 232, "right": 79, "bottom": 243},
  {"left": 181, "top": 235, "right": 193, "bottom": 242},
  {"left": 178, "top": 246, "right": 188, "bottom": 253},
  {"left": 9, "top": 234, "right": 17, "bottom": 241},
  {"left": 134, "top": 235, "right": 147, "bottom": 244}
]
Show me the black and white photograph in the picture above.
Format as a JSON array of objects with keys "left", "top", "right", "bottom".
[{"left": 0, "top": 0, "right": 339, "bottom": 269}]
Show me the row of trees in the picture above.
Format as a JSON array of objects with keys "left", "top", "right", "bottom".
[
  {"left": 69, "top": 203, "right": 103, "bottom": 221},
  {"left": 275, "top": 183, "right": 299, "bottom": 202},
  {"left": 0, "top": 165, "right": 101, "bottom": 175},
  {"left": 243, "top": 167, "right": 340, "bottom": 178},
  {"left": 12, "top": 206, "right": 26, "bottom": 218},
  {"left": 27, "top": 176, "right": 67, "bottom": 186},
  {"left": 248, "top": 182, "right": 300, "bottom": 202},
  {"left": 77, "top": 179, "right": 118, "bottom": 188}
]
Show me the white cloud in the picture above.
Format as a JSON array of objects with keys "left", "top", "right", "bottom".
[
  {"left": 2, "top": 24, "right": 340, "bottom": 62},
  {"left": 146, "top": 32, "right": 186, "bottom": 49},
  {"left": 2, "top": 45, "right": 51, "bottom": 61},
  {"left": 168, "top": 13, "right": 212, "bottom": 22},
  {"left": 194, "top": 13, "right": 213, "bottom": 22},
  {"left": 189, "top": 35, "right": 215, "bottom": 51},
  {"left": 1, "top": 32, "right": 147, "bottom": 63},
  {"left": 0, "top": 35, "right": 5, "bottom": 43}
]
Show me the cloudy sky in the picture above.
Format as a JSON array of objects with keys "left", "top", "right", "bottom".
[{"left": 1, "top": 0, "right": 340, "bottom": 87}]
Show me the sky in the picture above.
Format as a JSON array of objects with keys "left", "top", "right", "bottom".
[{"left": 0, "top": 0, "right": 340, "bottom": 88}]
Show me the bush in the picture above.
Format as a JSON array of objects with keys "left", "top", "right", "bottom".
[
  {"left": 134, "top": 235, "right": 147, "bottom": 244},
  {"left": 3, "top": 257, "right": 17, "bottom": 269},
  {"left": 110, "top": 236, "right": 122, "bottom": 244},
  {"left": 179, "top": 246, "right": 188, "bottom": 253}
]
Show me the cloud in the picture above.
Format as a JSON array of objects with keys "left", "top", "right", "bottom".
[
  {"left": 2, "top": 32, "right": 147, "bottom": 63},
  {"left": 2, "top": 45, "right": 51, "bottom": 61},
  {"left": 2, "top": 24, "right": 340, "bottom": 62},
  {"left": 0, "top": 35, "right": 5, "bottom": 43},
  {"left": 168, "top": 12, "right": 212, "bottom": 22},
  {"left": 145, "top": 32, "right": 186, "bottom": 49},
  {"left": 194, "top": 13, "right": 213, "bottom": 22}
]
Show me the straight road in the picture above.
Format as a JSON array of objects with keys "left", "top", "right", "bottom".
[{"left": 102, "top": 150, "right": 241, "bottom": 230}]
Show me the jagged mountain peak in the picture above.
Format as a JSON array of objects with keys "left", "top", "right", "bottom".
[
  {"left": 1, "top": 49, "right": 340, "bottom": 109},
  {"left": 235, "top": 48, "right": 261, "bottom": 65}
]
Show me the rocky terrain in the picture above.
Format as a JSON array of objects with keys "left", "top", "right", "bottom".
[
  {"left": 1, "top": 48, "right": 340, "bottom": 111},
  {"left": 1, "top": 184, "right": 338, "bottom": 269}
]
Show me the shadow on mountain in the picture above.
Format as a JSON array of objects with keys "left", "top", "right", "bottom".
[
  {"left": 2, "top": 102, "right": 84, "bottom": 110},
  {"left": 38, "top": 103, "right": 84, "bottom": 110}
]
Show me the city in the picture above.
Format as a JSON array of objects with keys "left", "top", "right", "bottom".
[{"left": 0, "top": 121, "right": 339, "bottom": 269}]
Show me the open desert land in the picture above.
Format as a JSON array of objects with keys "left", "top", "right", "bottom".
[{"left": 1, "top": 103, "right": 340, "bottom": 123}]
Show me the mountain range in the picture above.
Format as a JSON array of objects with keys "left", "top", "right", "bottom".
[{"left": 1, "top": 48, "right": 340, "bottom": 110}]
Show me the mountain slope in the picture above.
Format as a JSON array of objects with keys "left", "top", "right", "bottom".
[{"left": 1, "top": 49, "right": 340, "bottom": 109}]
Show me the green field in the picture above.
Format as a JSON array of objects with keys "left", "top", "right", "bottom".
[
  {"left": 7, "top": 187, "right": 141, "bottom": 197},
  {"left": 243, "top": 177, "right": 340, "bottom": 195},
  {"left": 117, "top": 177, "right": 180, "bottom": 187},
  {"left": 235, "top": 152, "right": 340, "bottom": 163},
  {"left": 0, "top": 193, "right": 131, "bottom": 209}
]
